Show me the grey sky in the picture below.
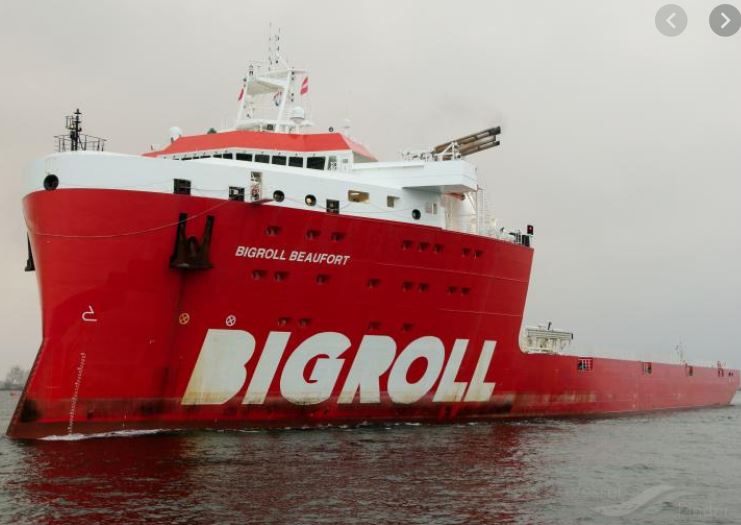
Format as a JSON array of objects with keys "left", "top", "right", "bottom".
[{"left": 0, "top": 0, "right": 739, "bottom": 373}]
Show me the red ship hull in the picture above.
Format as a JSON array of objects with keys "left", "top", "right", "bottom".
[{"left": 8, "top": 188, "right": 738, "bottom": 439}]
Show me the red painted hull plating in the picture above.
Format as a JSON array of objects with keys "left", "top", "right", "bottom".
[{"left": 8, "top": 189, "right": 738, "bottom": 439}]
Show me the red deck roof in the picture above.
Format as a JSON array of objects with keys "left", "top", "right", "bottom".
[{"left": 144, "top": 130, "right": 376, "bottom": 160}]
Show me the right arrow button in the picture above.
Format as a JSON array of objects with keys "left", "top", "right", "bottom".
[{"left": 710, "top": 4, "right": 741, "bottom": 36}]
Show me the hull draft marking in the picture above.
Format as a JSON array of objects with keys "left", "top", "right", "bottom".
[{"left": 67, "top": 352, "right": 87, "bottom": 434}]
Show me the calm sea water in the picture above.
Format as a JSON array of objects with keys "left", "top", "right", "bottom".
[{"left": 0, "top": 392, "right": 739, "bottom": 525}]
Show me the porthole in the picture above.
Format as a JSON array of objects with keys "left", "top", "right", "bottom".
[
  {"left": 411, "top": 209, "right": 421, "bottom": 220},
  {"left": 43, "top": 174, "right": 59, "bottom": 191},
  {"left": 305, "top": 194, "right": 317, "bottom": 206},
  {"left": 273, "top": 190, "right": 285, "bottom": 202}
]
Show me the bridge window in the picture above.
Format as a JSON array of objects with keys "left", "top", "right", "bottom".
[
  {"left": 271, "top": 155, "right": 287, "bottom": 166},
  {"left": 348, "top": 190, "right": 369, "bottom": 203},
  {"left": 307, "top": 157, "right": 326, "bottom": 170},
  {"left": 255, "top": 154, "right": 269, "bottom": 163},
  {"left": 223, "top": 153, "right": 233, "bottom": 159},
  {"left": 236, "top": 153, "right": 252, "bottom": 161},
  {"left": 289, "top": 157, "right": 304, "bottom": 168}
]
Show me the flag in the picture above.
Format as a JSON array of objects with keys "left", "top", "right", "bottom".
[
  {"left": 300, "top": 76, "right": 309, "bottom": 95},
  {"left": 238, "top": 87, "right": 245, "bottom": 101}
]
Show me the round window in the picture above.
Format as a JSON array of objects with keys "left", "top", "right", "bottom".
[
  {"left": 273, "top": 190, "right": 285, "bottom": 202},
  {"left": 411, "top": 209, "right": 421, "bottom": 220},
  {"left": 305, "top": 194, "right": 317, "bottom": 206},
  {"left": 43, "top": 174, "right": 59, "bottom": 191}
]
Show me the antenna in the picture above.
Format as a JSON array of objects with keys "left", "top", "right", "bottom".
[
  {"left": 55, "top": 109, "right": 106, "bottom": 152},
  {"left": 675, "top": 342, "right": 686, "bottom": 364}
]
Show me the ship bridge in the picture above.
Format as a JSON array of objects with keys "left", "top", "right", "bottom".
[{"left": 138, "top": 33, "right": 530, "bottom": 244}]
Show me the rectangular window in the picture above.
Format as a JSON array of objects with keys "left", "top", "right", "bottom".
[
  {"left": 236, "top": 153, "right": 252, "bottom": 161},
  {"left": 326, "top": 199, "right": 340, "bottom": 214},
  {"left": 289, "top": 157, "right": 304, "bottom": 168},
  {"left": 387, "top": 196, "right": 399, "bottom": 208},
  {"left": 642, "top": 362, "right": 653, "bottom": 375},
  {"left": 307, "top": 157, "right": 326, "bottom": 170},
  {"left": 577, "top": 358, "right": 593, "bottom": 372},
  {"left": 425, "top": 202, "right": 439, "bottom": 214},
  {"left": 255, "top": 154, "right": 270, "bottom": 163},
  {"left": 213, "top": 154, "right": 223, "bottom": 158},
  {"left": 250, "top": 172, "right": 262, "bottom": 183},
  {"left": 229, "top": 186, "right": 245, "bottom": 201},
  {"left": 271, "top": 155, "right": 287, "bottom": 165},
  {"left": 223, "top": 153, "right": 233, "bottom": 159},
  {"left": 174, "top": 179, "right": 191, "bottom": 195},
  {"left": 348, "top": 190, "right": 369, "bottom": 203},
  {"left": 328, "top": 156, "right": 338, "bottom": 170}
]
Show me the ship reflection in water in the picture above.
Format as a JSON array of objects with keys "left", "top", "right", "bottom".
[{"left": 1, "top": 393, "right": 739, "bottom": 524}]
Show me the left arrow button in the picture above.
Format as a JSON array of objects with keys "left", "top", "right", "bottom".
[{"left": 656, "top": 4, "right": 688, "bottom": 36}]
